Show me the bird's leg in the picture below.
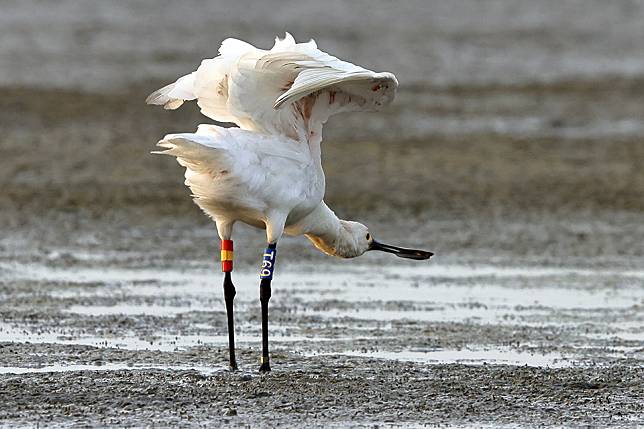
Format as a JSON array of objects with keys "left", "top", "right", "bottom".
[
  {"left": 221, "top": 239, "right": 238, "bottom": 371},
  {"left": 258, "top": 242, "right": 277, "bottom": 372}
]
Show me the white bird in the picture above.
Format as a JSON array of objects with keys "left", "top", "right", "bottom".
[{"left": 146, "top": 33, "right": 432, "bottom": 372}]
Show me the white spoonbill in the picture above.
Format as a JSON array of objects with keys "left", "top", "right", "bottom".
[{"left": 146, "top": 33, "right": 432, "bottom": 372}]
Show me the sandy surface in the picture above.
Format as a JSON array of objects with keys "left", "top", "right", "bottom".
[{"left": 2, "top": 1, "right": 644, "bottom": 427}]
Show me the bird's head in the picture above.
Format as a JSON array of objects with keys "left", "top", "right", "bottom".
[{"left": 308, "top": 220, "right": 433, "bottom": 260}]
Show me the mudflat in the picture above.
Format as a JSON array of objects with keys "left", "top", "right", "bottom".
[
  {"left": 1, "top": 81, "right": 643, "bottom": 427},
  {"left": 2, "top": 1, "right": 644, "bottom": 426}
]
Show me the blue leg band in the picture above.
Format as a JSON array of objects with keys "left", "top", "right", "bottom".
[{"left": 259, "top": 245, "right": 277, "bottom": 280}]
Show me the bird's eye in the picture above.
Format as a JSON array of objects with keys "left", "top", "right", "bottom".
[{"left": 366, "top": 233, "right": 371, "bottom": 241}]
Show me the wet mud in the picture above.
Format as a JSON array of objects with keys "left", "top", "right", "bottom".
[{"left": 1, "top": 243, "right": 643, "bottom": 427}]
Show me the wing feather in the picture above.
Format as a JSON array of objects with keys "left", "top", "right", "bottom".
[
  {"left": 274, "top": 70, "right": 397, "bottom": 109},
  {"left": 146, "top": 33, "right": 398, "bottom": 142}
]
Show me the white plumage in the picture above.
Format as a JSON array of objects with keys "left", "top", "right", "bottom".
[
  {"left": 148, "top": 33, "right": 397, "bottom": 142},
  {"left": 147, "top": 33, "right": 419, "bottom": 259},
  {"left": 148, "top": 33, "right": 430, "bottom": 373}
]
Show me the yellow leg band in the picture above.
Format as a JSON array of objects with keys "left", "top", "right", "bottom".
[{"left": 221, "top": 250, "right": 233, "bottom": 261}]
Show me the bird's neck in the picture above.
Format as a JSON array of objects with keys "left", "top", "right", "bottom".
[
  {"left": 299, "top": 202, "right": 357, "bottom": 258},
  {"left": 302, "top": 200, "right": 339, "bottom": 239}
]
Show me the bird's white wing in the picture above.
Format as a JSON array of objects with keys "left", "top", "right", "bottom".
[
  {"left": 272, "top": 53, "right": 397, "bottom": 111},
  {"left": 232, "top": 36, "right": 398, "bottom": 140},
  {"left": 146, "top": 34, "right": 398, "bottom": 142},
  {"left": 146, "top": 38, "right": 257, "bottom": 123}
]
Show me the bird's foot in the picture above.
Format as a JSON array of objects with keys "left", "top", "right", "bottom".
[{"left": 259, "top": 357, "right": 271, "bottom": 373}]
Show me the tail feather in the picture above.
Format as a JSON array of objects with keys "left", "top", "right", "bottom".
[
  {"left": 153, "top": 132, "right": 231, "bottom": 176},
  {"left": 145, "top": 72, "right": 197, "bottom": 110},
  {"left": 153, "top": 136, "right": 230, "bottom": 202}
]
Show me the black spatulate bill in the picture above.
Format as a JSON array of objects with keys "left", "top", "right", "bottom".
[{"left": 369, "top": 240, "right": 433, "bottom": 260}]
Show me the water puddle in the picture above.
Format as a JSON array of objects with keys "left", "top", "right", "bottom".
[
  {"left": 380, "top": 264, "right": 644, "bottom": 280},
  {"left": 65, "top": 304, "right": 213, "bottom": 316},
  {"left": 332, "top": 347, "right": 572, "bottom": 368},
  {"left": 0, "top": 325, "right": 345, "bottom": 352},
  {"left": 3, "top": 261, "right": 637, "bottom": 323},
  {"left": 2, "top": 259, "right": 642, "bottom": 369},
  {"left": 4, "top": 261, "right": 644, "bottom": 285},
  {"left": 0, "top": 363, "right": 224, "bottom": 375}
]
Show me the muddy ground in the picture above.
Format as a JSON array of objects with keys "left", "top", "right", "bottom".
[{"left": 2, "top": 1, "right": 644, "bottom": 427}]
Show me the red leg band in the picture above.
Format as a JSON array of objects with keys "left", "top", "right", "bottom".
[{"left": 221, "top": 240, "right": 233, "bottom": 272}]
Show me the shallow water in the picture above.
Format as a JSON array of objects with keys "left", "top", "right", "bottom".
[
  {"left": 2, "top": 256, "right": 642, "bottom": 372},
  {"left": 328, "top": 348, "right": 571, "bottom": 368},
  {"left": 0, "top": 363, "right": 224, "bottom": 375}
]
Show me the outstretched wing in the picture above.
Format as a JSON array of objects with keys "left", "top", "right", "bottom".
[
  {"left": 146, "top": 33, "right": 398, "bottom": 142},
  {"left": 145, "top": 37, "right": 257, "bottom": 124}
]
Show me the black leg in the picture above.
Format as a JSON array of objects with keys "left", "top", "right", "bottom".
[
  {"left": 259, "top": 242, "right": 277, "bottom": 372},
  {"left": 221, "top": 239, "right": 237, "bottom": 370},
  {"left": 223, "top": 271, "right": 238, "bottom": 370},
  {"left": 259, "top": 278, "right": 271, "bottom": 372}
]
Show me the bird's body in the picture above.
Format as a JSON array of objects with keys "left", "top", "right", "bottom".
[
  {"left": 147, "top": 33, "right": 431, "bottom": 371},
  {"left": 158, "top": 124, "right": 341, "bottom": 250},
  {"left": 151, "top": 33, "right": 401, "bottom": 257}
]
